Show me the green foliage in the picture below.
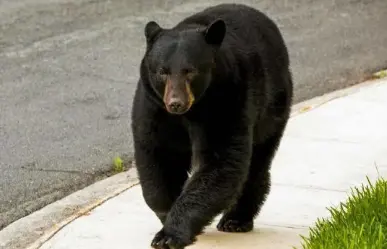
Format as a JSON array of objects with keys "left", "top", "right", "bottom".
[
  {"left": 373, "top": 69, "right": 387, "bottom": 79},
  {"left": 113, "top": 156, "right": 124, "bottom": 173},
  {"left": 297, "top": 177, "right": 387, "bottom": 249}
]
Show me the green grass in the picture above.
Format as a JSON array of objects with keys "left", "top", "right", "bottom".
[
  {"left": 373, "top": 69, "right": 387, "bottom": 79},
  {"left": 297, "top": 177, "right": 387, "bottom": 249},
  {"left": 112, "top": 156, "right": 124, "bottom": 173}
]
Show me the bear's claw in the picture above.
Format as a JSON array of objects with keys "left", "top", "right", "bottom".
[
  {"left": 217, "top": 218, "right": 254, "bottom": 233},
  {"left": 151, "top": 229, "right": 186, "bottom": 249}
]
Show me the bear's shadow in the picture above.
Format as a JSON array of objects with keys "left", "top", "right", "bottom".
[{"left": 185, "top": 224, "right": 302, "bottom": 248}]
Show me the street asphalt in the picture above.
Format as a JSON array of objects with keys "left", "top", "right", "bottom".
[{"left": 0, "top": 0, "right": 386, "bottom": 229}]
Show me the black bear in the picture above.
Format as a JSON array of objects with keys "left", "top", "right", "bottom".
[{"left": 131, "top": 3, "right": 293, "bottom": 249}]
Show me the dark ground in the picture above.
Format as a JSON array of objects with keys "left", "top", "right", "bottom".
[{"left": 1, "top": 0, "right": 386, "bottom": 229}]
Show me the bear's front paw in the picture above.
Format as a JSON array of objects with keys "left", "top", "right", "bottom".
[{"left": 151, "top": 228, "right": 195, "bottom": 249}]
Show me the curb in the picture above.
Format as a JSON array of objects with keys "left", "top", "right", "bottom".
[
  {"left": 0, "top": 168, "right": 140, "bottom": 249},
  {"left": 1, "top": 76, "right": 385, "bottom": 249},
  {"left": 290, "top": 77, "right": 386, "bottom": 117},
  {"left": 26, "top": 174, "right": 140, "bottom": 249}
]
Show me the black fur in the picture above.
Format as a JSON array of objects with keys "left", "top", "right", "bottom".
[{"left": 131, "top": 3, "right": 293, "bottom": 249}]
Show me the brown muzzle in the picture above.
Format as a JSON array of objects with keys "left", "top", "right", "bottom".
[{"left": 163, "top": 76, "right": 195, "bottom": 114}]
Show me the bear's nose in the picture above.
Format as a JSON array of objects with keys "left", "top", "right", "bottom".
[
  {"left": 167, "top": 98, "right": 187, "bottom": 114},
  {"left": 168, "top": 101, "right": 183, "bottom": 113}
]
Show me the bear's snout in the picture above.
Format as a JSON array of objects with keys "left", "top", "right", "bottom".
[{"left": 163, "top": 77, "right": 195, "bottom": 115}]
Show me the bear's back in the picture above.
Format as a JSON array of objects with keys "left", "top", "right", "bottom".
[
  {"left": 176, "top": 4, "right": 270, "bottom": 41},
  {"left": 174, "top": 3, "right": 289, "bottom": 73}
]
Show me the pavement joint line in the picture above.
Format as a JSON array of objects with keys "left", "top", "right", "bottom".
[
  {"left": 25, "top": 180, "right": 140, "bottom": 249},
  {"left": 258, "top": 223, "right": 309, "bottom": 230},
  {"left": 272, "top": 183, "right": 348, "bottom": 193},
  {"left": 284, "top": 135, "right": 361, "bottom": 144}
]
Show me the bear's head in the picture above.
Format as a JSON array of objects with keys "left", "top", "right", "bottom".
[{"left": 141, "top": 19, "right": 226, "bottom": 115}]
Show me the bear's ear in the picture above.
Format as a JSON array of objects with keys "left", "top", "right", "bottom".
[
  {"left": 204, "top": 19, "right": 226, "bottom": 46},
  {"left": 144, "top": 21, "right": 162, "bottom": 44}
]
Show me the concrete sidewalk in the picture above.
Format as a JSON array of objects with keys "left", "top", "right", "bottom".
[{"left": 10, "top": 78, "right": 387, "bottom": 249}]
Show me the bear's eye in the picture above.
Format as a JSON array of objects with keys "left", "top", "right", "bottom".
[
  {"left": 181, "top": 68, "right": 196, "bottom": 74},
  {"left": 186, "top": 72, "right": 196, "bottom": 82},
  {"left": 182, "top": 68, "right": 198, "bottom": 81},
  {"left": 157, "top": 68, "right": 169, "bottom": 81},
  {"left": 157, "top": 67, "right": 169, "bottom": 75}
]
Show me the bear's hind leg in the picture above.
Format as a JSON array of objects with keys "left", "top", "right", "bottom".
[{"left": 217, "top": 130, "right": 284, "bottom": 233}]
